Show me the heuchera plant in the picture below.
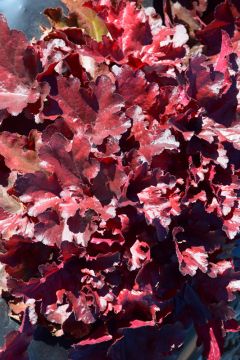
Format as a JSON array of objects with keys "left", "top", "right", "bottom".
[{"left": 0, "top": 0, "right": 239, "bottom": 359}]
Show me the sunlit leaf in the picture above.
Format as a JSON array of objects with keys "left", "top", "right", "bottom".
[{"left": 61, "top": 0, "right": 108, "bottom": 41}]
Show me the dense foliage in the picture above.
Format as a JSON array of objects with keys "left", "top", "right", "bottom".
[{"left": 0, "top": 0, "right": 239, "bottom": 359}]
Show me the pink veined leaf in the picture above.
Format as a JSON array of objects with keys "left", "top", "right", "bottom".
[
  {"left": 91, "top": 76, "right": 131, "bottom": 145},
  {"left": 198, "top": 117, "right": 240, "bottom": 151},
  {"left": 0, "top": 15, "right": 43, "bottom": 116},
  {"left": 54, "top": 76, "right": 97, "bottom": 131},
  {"left": 175, "top": 242, "right": 209, "bottom": 277},
  {"left": 222, "top": 206, "right": 240, "bottom": 240},
  {"left": 173, "top": 225, "right": 209, "bottom": 277},
  {"left": 67, "top": 292, "right": 96, "bottom": 324},
  {"left": 104, "top": 1, "right": 152, "bottom": 54},
  {"left": 187, "top": 56, "right": 232, "bottom": 104},
  {"left": 39, "top": 132, "right": 81, "bottom": 187},
  {"left": 129, "top": 240, "right": 150, "bottom": 271},
  {"left": 25, "top": 193, "right": 60, "bottom": 217},
  {"left": 55, "top": 75, "right": 130, "bottom": 145},
  {"left": 215, "top": 30, "right": 233, "bottom": 72},
  {"left": 112, "top": 65, "right": 159, "bottom": 111},
  {"left": 130, "top": 106, "right": 180, "bottom": 163},
  {"left": 138, "top": 182, "right": 181, "bottom": 229},
  {"left": 0, "top": 210, "right": 33, "bottom": 241},
  {"left": 34, "top": 210, "right": 64, "bottom": 247},
  {"left": 46, "top": 303, "right": 71, "bottom": 326}
]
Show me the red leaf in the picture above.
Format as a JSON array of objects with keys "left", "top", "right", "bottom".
[
  {"left": 54, "top": 76, "right": 96, "bottom": 131},
  {"left": 91, "top": 76, "right": 130, "bottom": 145},
  {"left": 138, "top": 181, "right": 181, "bottom": 229},
  {"left": 0, "top": 16, "right": 42, "bottom": 115},
  {"left": 130, "top": 106, "right": 179, "bottom": 163},
  {"left": 175, "top": 241, "right": 209, "bottom": 277},
  {"left": 208, "top": 326, "right": 222, "bottom": 360}
]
